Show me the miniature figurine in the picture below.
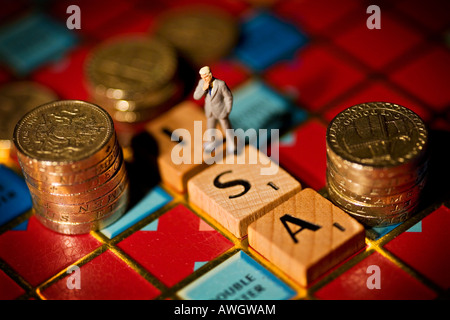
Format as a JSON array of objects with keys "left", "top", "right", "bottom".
[{"left": 193, "top": 66, "right": 235, "bottom": 153}]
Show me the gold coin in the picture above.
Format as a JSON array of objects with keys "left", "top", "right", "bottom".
[
  {"left": 16, "top": 132, "right": 117, "bottom": 174},
  {"left": 327, "top": 102, "right": 428, "bottom": 168},
  {"left": 326, "top": 141, "right": 428, "bottom": 186},
  {"left": 103, "top": 101, "right": 173, "bottom": 123},
  {"left": 328, "top": 202, "right": 417, "bottom": 227},
  {"left": 85, "top": 36, "right": 177, "bottom": 100},
  {"left": 326, "top": 102, "right": 429, "bottom": 227},
  {"left": 23, "top": 147, "right": 123, "bottom": 195},
  {"left": 14, "top": 100, "right": 116, "bottom": 173},
  {"left": 34, "top": 187, "right": 129, "bottom": 234},
  {"left": 93, "top": 81, "right": 179, "bottom": 124},
  {"left": 326, "top": 142, "right": 428, "bottom": 181},
  {"left": 327, "top": 164, "right": 426, "bottom": 196},
  {"left": 13, "top": 100, "right": 129, "bottom": 234},
  {"left": 92, "top": 81, "right": 177, "bottom": 112},
  {"left": 32, "top": 180, "right": 129, "bottom": 223},
  {"left": 327, "top": 180, "right": 419, "bottom": 223},
  {"left": 326, "top": 154, "right": 427, "bottom": 192},
  {"left": 326, "top": 170, "right": 423, "bottom": 206},
  {"left": 25, "top": 158, "right": 126, "bottom": 201},
  {"left": 19, "top": 141, "right": 120, "bottom": 183},
  {"left": 29, "top": 169, "right": 127, "bottom": 212},
  {"left": 155, "top": 7, "right": 238, "bottom": 66}
]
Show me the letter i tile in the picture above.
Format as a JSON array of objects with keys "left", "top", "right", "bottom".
[{"left": 117, "top": 204, "right": 233, "bottom": 287}]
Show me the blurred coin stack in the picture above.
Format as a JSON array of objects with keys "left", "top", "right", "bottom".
[
  {"left": 13, "top": 100, "right": 129, "bottom": 234},
  {"left": 0, "top": 81, "right": 57, "bottom": 162},
  {"left": 326, "top": 102, "right": 429, "bottom": 227},
  {"left": 155, "top": 7, "right": 238, "bottom": 67},
  {"left": 85, "top": 36, "right": 180, "bottom": 127}
]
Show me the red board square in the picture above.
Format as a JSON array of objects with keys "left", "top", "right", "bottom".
[
  {"left": 0, "top": 216, "right": 101, "bottom": 286},
  {"left": 50, "top": 0, "right": 136, "bottom": 37},
  {"left": 41, "top": 250, "right": 160, "bottom": 300},
  {"left": 323, "top": 80, "right": 431, "bottom": 123},
  {"left": 384, "top": 205, "right": 450, "bottom": 290},
  {"left": 208, "top": 60, "right": 250, "bottom": 90},
  {"left": 395, "top": 0, "right": 450, "bottom": 32},
  {"left": 117, "top": 204, "right": 233, "bottom": 287},
  {"left": 274, "top": 0, "right": 361, "bottom": 34},
  {"left": 32, "top": 45, "right": 91, "bottom": 101},
  {"left": 264, "top": 44, "right": 365, "bottom": 112},
  {"left": 390, "top": 46, "right": 450, "bottom": 112},
  {"left": 431, "top": 117, "right": 450, "bottom": 132},
  {"left": 0, "top": 269, "right": 25, "bottom": 300},
  {"left": 333, "top": 11, "right": 424, "bottom": 70},
  {"left": 0, "top": 68, "right": 11, "bottom": 85},
  {"left": 0, "top": 0, "right": 28, "bottom": 24},
  {"left": 163, "top": 0, "right": 249, "bottom": 16},
  {"left": 314, "top": 251, "right": 437, "bottom": 299},
  {"left": 89, "top": 1, "right": 169, "bottom": 40},
  {"left": 91, "top": 10, "right": 159, "bottom": 40},
  {"left": 276, "top": 119, "right": 327, "bottom": 190}
]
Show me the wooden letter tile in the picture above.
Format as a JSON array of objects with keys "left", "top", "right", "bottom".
[
  {"left": 187, "top": 145, "right": 301, "bottom": 238},
  {"left": 146, "top": 101, "right": 224, "bottom": 193},
  {"left": 248, "top": 188, "right": 365, "bottom": 287}
]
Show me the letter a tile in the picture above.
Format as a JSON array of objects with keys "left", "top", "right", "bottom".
[
  {"left": 248, "top": 188, "right": 365, "bottom": 287},
  {"left": 188, "top": 145, "right": 301, "bottom": 238}
]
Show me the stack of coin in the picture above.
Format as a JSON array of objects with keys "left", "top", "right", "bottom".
[
  {"left": 155, "top": 7, "right": 238, "bottom": 67},
  {"left": 13, "top": 100, "right": 129, "bottom": 234},
  {"left": 326, "top": 102, "right": 429, "bottom": 227},
  {"left": 85, "top": 36, "right": 180, "bottom": 125},
  {"left": 0, "top": 81, "right": 57, "bottom": 162}
]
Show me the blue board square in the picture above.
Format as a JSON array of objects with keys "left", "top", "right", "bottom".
[
  {"left": 0, "top": 12, "right": 78, "bottom": 75},
  {"left": 0, "top": 165, "right": 32, "bottom": 227},
  {"left": 406, "top": 221, "right": 422, "bottom": 232},
  {"left": 229, "top": 80, "right": 307, "bottom": 146},
  {"left": 100, "top": 186, "right": 172, "bottom": 239},
  {"left": 235, "top": 12, "right": 307, "bottom": 71},
  {"left": 177, "top": 251, "right": 296, "bottom": 300},
  {"left": 370, "top": 223, "right": 402, "bottom": 240}
]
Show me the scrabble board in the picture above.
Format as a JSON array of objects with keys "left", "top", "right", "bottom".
[{"left": 0, "top": 0, "right": 449, "bottom": 303}]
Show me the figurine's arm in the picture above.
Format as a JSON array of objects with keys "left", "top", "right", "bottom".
[
  {"left": 223, "top": 83, "right": 233, "bottom": 114},
  {"left": 193, "top": 80, "right": 207, "bottom": 100}
]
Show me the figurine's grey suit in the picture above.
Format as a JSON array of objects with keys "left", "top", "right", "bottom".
[
  {"left": 193, "top": 78, "right": 234, "bottom": 151},
  {"left": 194, "top": 78, "right": 233, "bottom": 122}
]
